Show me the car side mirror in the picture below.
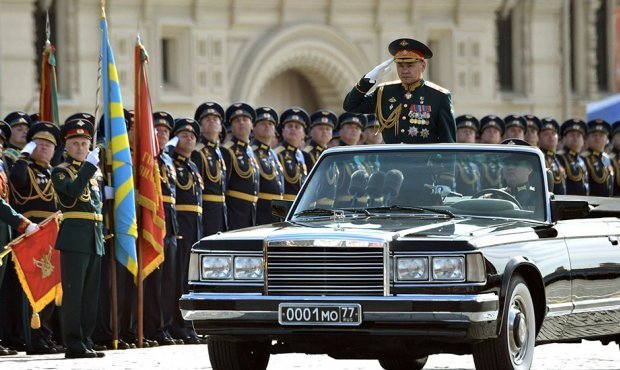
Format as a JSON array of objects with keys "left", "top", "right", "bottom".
[
  {"left": 272, "top": 200, "right": 293, "bottom": 222},
  {"left": 546, "top": 169, "right": 554, "bottom": 193},
  {"left": 550, "top": 199, "right": 589, "bottom": 222}
]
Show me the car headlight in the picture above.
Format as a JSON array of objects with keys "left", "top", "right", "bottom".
[
  {"left": 234, "top": 257, "right": 264, "bottom": 280},
  {"left": 202, "top": 256, "right": 232, "bottom": 280},
  {"left": 396, "top": 257, "right": 428, "bottom": 281},
  {"left": 432, "top": 256, "right": 465, "bottom": 281}
]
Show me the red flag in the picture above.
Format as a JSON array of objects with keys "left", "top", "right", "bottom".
[
  {"left": 39, "top": 14, "right": 59, "bottom": 125},
  {"left": 134, "top": 37, "right": 165, "bottom": 279},
  {"left": 10, "top": 213, "right": 62, "bottom": 326}
]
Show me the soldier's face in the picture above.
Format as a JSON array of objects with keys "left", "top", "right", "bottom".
[
  {"left": 253, "top": 120, "right": 275, "bottom": 143},
  {"left": 31, "top": 139, "right": 55, "bottom": 164},
  {"left": 155, "top": 126, "right": 170, "bottom": 148},
  {"left": 340, "top": 123, "right": 362, "bottom": 145},
  {"left": 501, "top": 162, "right": 533, "bottom": 187},
  {"left": 525, "top": 127, "right": 539, "bottom": 146},
  {"left": 456, "top": 127, "right": 476, "bottom": 143},
  {"left": 563, "top": 131, "right": 584, "bottom": 152},
  {"left": 282, "top": 121, "right": 306, "bottom": 147},
  {"left": 612, "top": 133, "right": 620, "bottom": 149},
  {"left": 65, "top": 137, "right": 91, "bottom": 161},
  {"left": 200, "top": 115, "right": 222, "bottom": 137},
  {"left": 231, "top": 116, "right": 253, "bottom": 141},
  {"left": 10, "top": 124, "right": 28, "bottom": 146},
  {"left": 396, "top": 60, "right": 425, "bottom": 84},
  {"left": 480, "top": 127, "right": 502, "bottom": 144},
  {"left": 538, "top": 129, "right": 558, "bottom": 151},
  {"left": 311, "top": 125, "right": 333, "bottom": 146},
  {"left": 587, "top": 131, "right": 608, "bottom": 152},
  {"left": 504, "top": 126, "right": 525, "bottom": 141},
  {"left": 176, "top": 131, "right": 197, "bottom": 155}
]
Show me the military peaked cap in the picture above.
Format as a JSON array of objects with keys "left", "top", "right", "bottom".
[
  {"left": 389, "top": 38, "right": 433, "bottom": 61},
  {"left": 560, "top": 119, "right": 587, "bottom": 138},
  {"left": 4, "top": 111, "right": 32, "bottom": 128},
  {"left": 255, "top": 107, "right": 278, "bottom": 126},
  {"left": 338, "top": 112, "right": 366, "bottom": 130},
  {"left": 0, "top": 120, "right": 11, "bottom": 142},
  {"left": 195, "top": 102, "right": 225, "bottom": 122},
  {"left": 540, "top": 118, "right": 559, "bottom": 133},
  {"left": 27, "top": 121, "right": 60, "bottom": 146},
  {"left": 455, "top": 114, "right": 480, "bottom": 131},
  {"left": 479, "top": 115, "right": 505, "bottom": 135},
  {"left": 587, "top": 119, "right": 611, "bottom": 135},
  {"left": 310, "top": 109, "right": 337, "bottom": 129},
  {"left": 173, "top": 118, "right": 200, "bottom": 138},
  {"left": 153, "top": 111, "right": 175, "bottom": 131}
]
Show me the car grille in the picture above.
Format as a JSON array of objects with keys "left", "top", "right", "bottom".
[{"left": 266, "top": 245, "right": 385, "bottom": 296}]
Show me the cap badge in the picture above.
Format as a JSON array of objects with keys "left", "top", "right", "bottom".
[
  {"left": 399, "top": 40, "right": 409, "bottom": 47},
  {"left": 77, "top": 120, "right": 85, "bottom": 126}
]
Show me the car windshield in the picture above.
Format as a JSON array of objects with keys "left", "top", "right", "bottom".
[{"left": 293, "top": 148, "right": 547, "bottom": 222}]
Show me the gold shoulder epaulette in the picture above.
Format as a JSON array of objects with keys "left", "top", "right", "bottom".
[
  {"left": 557, "top": 149, "right": 566, "bottom": 156},
  {"left": 303, "top": 146, "right": 313, "bottom": 153},
  {"left": 377, "top": 80, "right": 402, "bottom": 88},
  {"left": 275, "top": 146, "right": 285, "bottom": 154},
  {"left": 424, "top": 80, "right": 451, "bottom": 94},
  {"left": 56, "top": 162, "right": 70, "bottom": 169},
  {"left": 195, "top": 142, "right": 205, "bottom": 151},
  {"left": 251, "top": 144, "right": 258, "bottom": 151},
  {"left": 580, "top": 151, "right": 590, "bottom": 157},
  {"left": 223, "top": 141, "right": 234, "bottom": 149}
]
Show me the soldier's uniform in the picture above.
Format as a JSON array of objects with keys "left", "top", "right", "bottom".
[
  {"left": 191, "top": 103, "right": 228, "bottom": 236},
  {"left": 454, "top": 115, "right": 481, "bottom": 196},
  {"left": 539, "top": 118, "right": 566, "bottom": 195},
  {"left": 221, "top": 103, "right": 259, "bottom": 230},
  {"left": 276, "top": 108, "right": 310, "bottom": 203},
  {"left": 52, "top": 118, "right": 105, "bottom": 358},
  {"left": 10, "top": 122, "right": 62, "bottom": 355},
  {"left": 333, "top": 113, "right": 365, "bottom": 208},
  {"left": 558, "top": 119, "right": 589, "bottom": 195},
  {"left": 343, "top": 38, "right": 455, "bottom": 144},
  {"left": 304, "top": 110, "right": 337, "bottom": 171},
  {"left": 3, "top": 112, "right": 33, "bottom": 172},
  {"left": 477, "top": 115, "right": 505, "bottom": 189},
  {"left": 609, "top": 121, "right": 620, "bottom": 197},
  {"left": 252, "top": 107, "right": 284, "bottom": 225},
  {"left": 583, "top": 120, "right": 614, "bottom": 197}
]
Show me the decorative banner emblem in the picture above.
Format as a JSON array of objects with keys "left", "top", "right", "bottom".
[{"left": 33, "top": 246, "right": 55, "bottom": 279}]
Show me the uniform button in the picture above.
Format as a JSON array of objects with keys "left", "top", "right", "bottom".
[
  {"left": 402, "top": 116, "right": 407, "bottom": 120},
  {"left": 403, "top": 104, "right": 408, "bottom": 108},
  {"left": 400, "top": 129, "right": 405, "bottom": 133}
]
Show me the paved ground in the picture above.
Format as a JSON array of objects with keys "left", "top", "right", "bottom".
[{"left": 0, "top": 340, "right": 618, "bottom": 369}]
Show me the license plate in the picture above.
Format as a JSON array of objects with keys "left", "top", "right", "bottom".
[{"left": 278, "top": 303, "right": 362, "bottom": 326}]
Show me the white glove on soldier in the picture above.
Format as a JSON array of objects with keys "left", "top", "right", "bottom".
[
  {"left": 431, "top": 185, "right": 452, "bottom": 197},
  {"left": 86, "top": 146, "right": 100, "bottom": 166},
  {"left": 25, "top": 223, "right": 38, "bottom": 235},
  {"left": 21, "top": 141, "right": 37, "bottom": 155},
  {"left": 364, "top": 58, "right": 393, "bottom": 82},
  {"left": 165, "top": 136, "right": 179, "bottom": 148}
]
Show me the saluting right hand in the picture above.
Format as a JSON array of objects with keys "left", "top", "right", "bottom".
[
  {"left": 165, "top": 136, "right": 179, "bottom": 148},
  {"left": 86, "top": 146, "right": 100, "bottom": 166},
  {"left": 21, "top": 141, "right": 37, "bottom": 155},
  {"left": 364, "top": 58, "right": 393, "bottom": 82}
]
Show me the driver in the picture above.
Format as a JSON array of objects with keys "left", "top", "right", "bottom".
[{"left": 499, "top": 139, "right": 537, "bottom": 211}]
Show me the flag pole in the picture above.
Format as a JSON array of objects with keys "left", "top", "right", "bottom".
[{"left": 135, "top": 35, "right": 144, "bottom": 349}]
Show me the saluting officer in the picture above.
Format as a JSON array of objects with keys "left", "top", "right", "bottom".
[
  {"left": 276, "top": 108, "right": 311, "bottom": 203},
  {"left": 524, "top": 114, "right": 541, "bottom": 147},
  {"left": 304, "top": 110, "right": 336, "bottom": 171},
  {"left": 167, "top": 118, "right": 203, "bottom": 344},
  {"left": 10, "top": 122, "right": 62, "bottom": 355},
  {"left": 343, "top": 38, "right": 455, "bottom": 144},
  {"left": 52, "top": 117, "right": 105, "bottom": 359},
  {"left": 503, "top": 114, "right": 527, "bottom": 141},
  {"left": 222, "top": 103, "right": 259, "bottom": 230},
  {"left": 583, "top": 119, "right": 614, "bottom": 197},
  {"left": 252, "top": 107, "right": 284, "bottom": 225},
  {"left": 191, "top": 102, "right": 228, "bottom": 236},
  {"left": 477, "top": 115, "right": 505, "bottom": 189},
  {"left": 558, "top": 119, "right": 589, "bottom": 195},
  {"left": 3, "top": 111, "right": 33, "bottom": 172},
  {"left": 538, "top": 118, "right": 566, "bottom": 195},
  {"left": 609, "top": 120, "right": 620, "bottom": 197},
  {"left": 144, "top": 111, "right": 180, "bottom": 346},
  {"left": 454, "top": 115, "right": 481, "bottom": 196}
]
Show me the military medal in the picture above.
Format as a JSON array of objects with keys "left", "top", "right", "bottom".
[
  {"left": 405, "top": 93, "right": 412, "bottom": 100},
  {"left": 408, "top": 126, "right": 418, "bottom": 137},
  {"left": 420, "top": 128, "right": 430, "bottom": 138}
]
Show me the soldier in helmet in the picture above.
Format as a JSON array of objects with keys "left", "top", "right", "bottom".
[
  {"left": 558, "top": 119, "right": 589, "bottom": 195},
  {"left": 583, "top": 119, "right": 614, "bottom": 196},
  {"left": 3, "top": 112, "right": 33, "bottom": 172},
  {"left": 276, "top": 108, "right": 310, "bottom": 202}
]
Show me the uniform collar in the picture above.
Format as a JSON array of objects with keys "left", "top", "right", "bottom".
[
  {"left": 200, "top": 136, "right": 218, "bottom": 148},
  {"left": 66, "top": 155, "right": 82, "bottom": 167},
  {"left": 252, "top": 139, "right": 271, "bottom": 151},
  {"left": 33, "top": 159, "right": 50, "bottom": 168},
  {"left": 568, "top": 149, "right": 578, "bottom": 156},
  {"left": 545, "top": 150, "right": 555, "bottom": 157},
  {"left": 281, "top": 140, "right": 297, "bottom": 151},
  {"left": 171, "top": 151, "right": 188, "bottom": 162},
  {"left": 402, "top": 79, "right": 423, "bottom": 92},
  {"left": 510, "top": 183, "right": 530, "bottom": 193},
  {"left": 310, "top": 140, "right": 325, "bottom": 152},
  {"left": 233, "top": 136, "right": 249, "bottom": 147}
]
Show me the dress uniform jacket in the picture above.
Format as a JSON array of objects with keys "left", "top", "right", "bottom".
[
  {"left": 455, "top": 158, "right": 481, "bottom": 196},
  {"left": 221, "top": 138, "right": 259, "bottom": 230},
  {"left": 252, "top": 139, "right": 284, "bottom": 225},
  {"left": 609, "top": 148, "right": 620, "bottom": 196},
  {"left": 502, "top": 183, "right": 537, "bottom": 212},
  {"left": 276, "top": 141, "right": 308, "bottom": 202},
  {"left": 582, "top": 149, "right": 614, "bottom": 197},
  {"left": 543, "top": 150, "right": 567, "bottom": 195},
  {"left": 303, "top": 140, "right": 327, "bottom": 171},
  {"left": 192, "top": 138, "right": 227, "bottom": 235},
  {"left": 558, "top": 150, "right": 589, "bottom": 195},
  {"left": 343, "top": 78, "right": 456, "bottom": 144}
]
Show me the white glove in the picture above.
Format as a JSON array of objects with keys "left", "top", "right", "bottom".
[
  {"left": 165, "top": 136, "right": 179, "bottom": 148},
  {"left": 25, "top": 223, "right": 38, "bottom": 235},
  {"left": 104, "top": 186, "right": 114, "bottom": 200},
  {"left": 364, "top": 58, "right": 393, "bottom": 82},
  {"left": 431, "top": 185, "right": 452, "bottom": 197},
  {"left": 86, "top": 146, "right": 100, "bottom": 166},
  {"left": 21, "top": 141, "right": 37, "bottom": 155}
]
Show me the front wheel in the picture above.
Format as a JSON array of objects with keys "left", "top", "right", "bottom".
[
  {"left": 378, "top": 355, "right": 428, "bottom": 370},
  {"left": 207, "top": 337, "right": 270, "bottom": 370},
  {"left": 472, "top": 275, "right": 536, "bottom": 370}
]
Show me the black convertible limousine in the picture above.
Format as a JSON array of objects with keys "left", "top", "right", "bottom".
[{"left": 180, "top": 144, "right": 620, "bottom": 370}]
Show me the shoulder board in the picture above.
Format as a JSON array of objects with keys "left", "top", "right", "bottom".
[
  {"left": 424, "top": 80, "right": 451, "bottom": 94},
  {"left": 275, "top": 146, "right": 285, "bottom": 154},
  {"left": 56, "top": 162, "right": 70, "bottom": 169},
  {"left": 377, "top": 80, "right": 402, "bottom": 88},
  {"left": 251, "top": 144, "right": 258, "bottom": 151},
  {"left": 223, "top": 141, "right": 234, "bottom": 149},
  {"left": 195, "top": 142, "right": 205, "bottom": 151},
  {"left": 3, "top": 150, "right": 17, "bottom": 160},
  {"left": 303, "top": 146, "right": 313, "bottom": 153},
  {"left": 556, "top": 149, "right": 566, "bottom": 156},
  {"left": 580, "top": 151, "right": 590, "bottom": 157}
]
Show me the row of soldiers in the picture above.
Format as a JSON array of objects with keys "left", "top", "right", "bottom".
[{"left": 453, "top": 114, "right": 618, "bottom": 197}]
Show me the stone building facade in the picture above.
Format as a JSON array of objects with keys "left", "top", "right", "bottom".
[{"left": 0, "top": 0, "right": 617, "bottom": 122}]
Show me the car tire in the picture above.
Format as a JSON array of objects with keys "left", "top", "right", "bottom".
[
  {"left": 207, "top": 337, "right": 270, "bottom": 370},
  {"left": 472, "top": 275, "right": 535, "bottom": 370},
  {"left": 378, "top": 355, "right": 428, "bottom": 370}
]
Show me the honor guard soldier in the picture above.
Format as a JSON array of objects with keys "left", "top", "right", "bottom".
[
  {"left": 333, "top": 113, "right": 365, "bottom": 208},
  {"left": 477, "top": 115, "right": 505, "bottom": 189},
  {"left": 276, "top": 108, "right": 310, "bottom": 202},
  {"left": 222, "top": 103, "right": 260, "bottom": 230},
  {"left": 610, "top": 121, "right": 620, "bottom": 196},
  {"left": 343, "top": 38, "right": 456, "bottom": 144},
  {"left": 558, "top": 119, "right": 589, "bottom": 195},
  {"left": 304, "top": 110, "right": 336, "bottom": 170},
  {"left": 454, "top": 115, "right": 481, "bottom": 196},
  {"left": 167, "top": 118, "right": 203, "bottom": 344},
  {"left": 3, "top": 111, "right": 33, "bottom": 172},
  {"left": 538, "top": 118, "right": 566, "bottom": 195},
  {"left": 144, "top": 111, "right": 180, "bottom": 346},
  {"left": 362, "top": 114, "right": 383, "bottom": 145},
  {"left": 503, "top": 114, "right": 527, "bottom": 141},
  {"left": 583, "top": 119, "right": 614, "bottom": 197},
  {"left": 252, "top": 107, "right": 284, "bottom": 224},
  {"left": 10, "top": 122, "right": 62, "bottom": 355},
  {"left": 192, "top": 102, "right": 228, "bottom": 236},
  {"left": 524, "top": 115, "right": 541, "bottom": 147},
  {"left": 52, "top": 117, "right": 105, "bottom": 359}
]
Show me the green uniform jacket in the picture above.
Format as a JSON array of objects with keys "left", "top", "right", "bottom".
[
  {"left": 51, "top": 157, "right": 104, "bottom": 256},
  {"left": 343, "top": 77, "right": 456, "bottom": 144}
]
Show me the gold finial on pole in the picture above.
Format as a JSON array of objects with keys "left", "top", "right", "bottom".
[{"left": 101, "top": 0, "right": 106, "bottom": 19}]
